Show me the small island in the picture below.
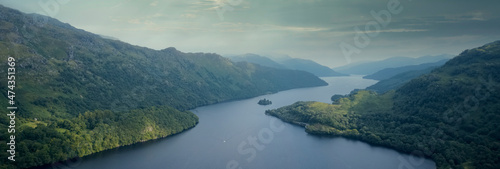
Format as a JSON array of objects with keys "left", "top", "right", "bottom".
[{"left": 258, "top": 98, "right": 272, "bottom": 105}]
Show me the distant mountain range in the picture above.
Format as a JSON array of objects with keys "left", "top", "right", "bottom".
[
  {"left": 366, "top": 66, "right": 437, "bottom": 93},
  {"left": 229, "top": 53, "right": 287, "bottom": 69},
  {"left": 333, "top": 54, "right": 454, "bottom": 75},
  {"left": 228, "top": 53, "right": 347, "bottom": 77},
  {"left": 364, "top": 59, "right": 449, "bottom": 80},
  {"left": 363, "top": 59, "right": 450, "bottom": 93}
]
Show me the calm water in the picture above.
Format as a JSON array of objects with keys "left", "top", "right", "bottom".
[{"left": 41, "top": 76, "right": 436, "bottom": 169}]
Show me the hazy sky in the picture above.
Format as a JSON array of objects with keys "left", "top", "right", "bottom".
[{"left": 1, "top": 0, "right": 499, "bottom": 67}]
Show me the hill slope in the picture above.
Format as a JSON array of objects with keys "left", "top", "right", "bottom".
[
  {"left": 334, "top": 54, "right": 453, "bottom": 75},
  {"left": 229, "top": 53, "right": 287, "bottom": 69},
  {"left": 0, "top": 5, "right": 327, "bottom": 169},
  {"left": 365, "top": 66, "right": 439, "bottom": 94},
  {"left": 267, "top": 41, "right": 500, "bottom": 169},
  {"left": 0, "top": 5, "right": 327, "bottom": 117},
  {"left": 228, "top": 53, "right": 347, "bottom": 77},
  {"left": 279, "top": 58, "right": 347, "bottom": 77},
  {"left": 363, "top": 59, "right": 449, "bottom": 80}
]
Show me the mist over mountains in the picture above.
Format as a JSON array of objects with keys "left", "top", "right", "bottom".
[
  {"left": 333, "top": 54, "right": 454, "bottom": 75},
  {"left": 228, "top": 53, "right": 347, "bottom": 77}
]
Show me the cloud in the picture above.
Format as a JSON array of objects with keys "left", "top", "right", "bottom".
[
  {"left": 447, "top": 12, "right": 487, "bottom": 21},
  {"left": 150, "top": 1, "right": 158, "bottom": 7},
  {"left": 212, "top": 22, "right": 328, "bottom": 33},
  {"left": 1, "top": 0, "right": 500, "bottom": 67},
  {"left": 181, "top": 13, "right": 197, "bottom": 19},
  {"left": 127, "top": 19, "right": 141, "bottom": 24}
]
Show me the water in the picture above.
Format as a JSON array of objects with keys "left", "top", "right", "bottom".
[{"left": 41, "top": 76, "right": 436, "bottom": 169}]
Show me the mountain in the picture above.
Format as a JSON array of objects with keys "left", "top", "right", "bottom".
[
  {"left": 228, "top": 53, "right": 347, "bottom": 77},
  {"left": 228, "top": 53, "right": 286, "bottom": 69},
  {"left": 363, "top": 59, "right": 449, "bottom": 80},
  {"left": 333, "top": 54, "right": 454, "bottom": 75},
  {"left": 278, "top": 58, "right": 347, "bottom": 77},
  {"left": 363, "top": 59, "right": 450, "bottom": 93},
  {"left": 366, "top": 66, "right": 436, "bottom": 93},
  {"left": 0, "top": 5, "right": 327, "bottom": 169},
  {"left": 98, "top": 34, "right": 120, "bottom": 41},
  {"left": 266, "top": 41, "right": 500, "bottom": 169}
]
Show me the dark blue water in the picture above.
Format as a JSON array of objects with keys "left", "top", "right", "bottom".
[{"left": 43, "top": 76, "right": 436, "bottom": 169}]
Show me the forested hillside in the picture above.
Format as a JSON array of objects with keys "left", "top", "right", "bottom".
[
  {"left": 0, "top": 5, "right": 327, "bottom": 169},
  {"left": 229, "top": 53, "right": 347, "bottom": 77},
  {"left": 229, "top": 53, "right": 287, "bottom": 69},
  {"left": 366, "top": 66, "right": 437, "bottom": 93},
  {"left": 363, "top": 59, "right": 448, "bottom": 80},
  {"left": 267, "top": 41, "right": 500, "bottom": 169},
  {"left": 333, "top": 54, "right": 452, "bottom": 75}
]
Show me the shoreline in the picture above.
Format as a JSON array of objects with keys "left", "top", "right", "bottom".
[
  {"left": 24, "top": 81, "right": 330, "bottom": 169},
  {"left": 27, "top": 121, "right": 199, "bottom": 169},
  {"left": 265, "top": 112, "right": 437, "bottom": 168}
]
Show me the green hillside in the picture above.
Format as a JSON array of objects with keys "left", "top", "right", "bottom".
[
  {"left": 228, "top": 53, "right": 347, "bottom": 77},
  {"left": 229, "top": 53, "right": 287, "bottom": 69},
  {"left": 366, "top": 66, "right": 437, "bottom": 93},
  {"left": 0, "top": 5, "right": 326, "bottom": 169},
  {"left": 266, "top": 41, "right": 500, "bottom": 169},
  {"left": 363, "top": 59, "right": 448, "bottom": 81},
  {"left": 333, "top": 54, "right": 453, "bottom": 75}
]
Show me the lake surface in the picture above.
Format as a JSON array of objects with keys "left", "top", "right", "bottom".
[{"left": 42, "top": 76, "right": 436, "bottom": 169}]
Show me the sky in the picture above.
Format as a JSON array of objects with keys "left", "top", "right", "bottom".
[{"left": 1, "top": 0, "right": 499, "bottom": 68}]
